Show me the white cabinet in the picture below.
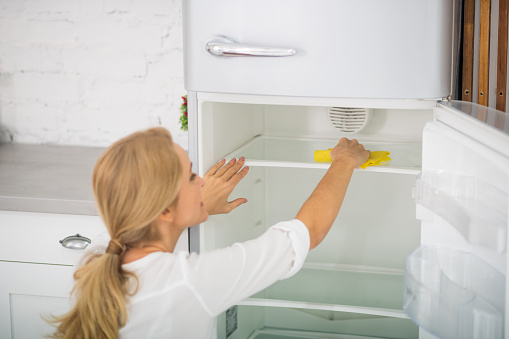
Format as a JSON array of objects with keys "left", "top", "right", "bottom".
[
  {"left": 0, "top": 211, "right": 106, "bottom": 339},
  {"left": 0, "top": 261, "right": 74, "bottom": 338}
]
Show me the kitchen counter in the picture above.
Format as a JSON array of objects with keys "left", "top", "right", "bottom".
[{"left": 0, "top": 143, "right": 105, "bottom": 216}]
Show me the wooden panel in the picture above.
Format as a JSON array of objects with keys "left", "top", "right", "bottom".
[
  {"left": 496, "top": 0, "right": 508, "bottom": 111},
  {"left": 478, "top": 0, "right": 491, "bottom": 108},
  {"left": 462, "top": 0, "right": 476, "bottom": 102}
]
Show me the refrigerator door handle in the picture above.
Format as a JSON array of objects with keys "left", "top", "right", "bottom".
[{"left": 205, "top": 36, "right": 297, "bottom": 57}]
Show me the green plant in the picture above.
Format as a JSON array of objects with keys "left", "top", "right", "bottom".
[{"left": 179, "top": 95, "right": 188, "bottom": 131}]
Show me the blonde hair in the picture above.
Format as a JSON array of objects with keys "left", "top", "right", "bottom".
[{"left": 47, "top": 127, "right": 182, "bottom": 339}]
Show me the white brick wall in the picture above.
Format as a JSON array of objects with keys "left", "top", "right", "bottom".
[{"left": 0, "top": 0, "right": 188, "bottom": 148}]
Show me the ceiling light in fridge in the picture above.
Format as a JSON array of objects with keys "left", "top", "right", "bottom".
[{"left": 327, "top": 107, "right": 371, "bottom": 133}]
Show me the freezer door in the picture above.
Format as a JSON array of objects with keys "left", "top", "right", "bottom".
[
  {"left": 183, "top": 0, "right": 453, "bottom": 99},
  {"left": 404, "top": 101, "right": 508, "bottom": 339}
]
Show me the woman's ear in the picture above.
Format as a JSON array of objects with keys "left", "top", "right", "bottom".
[{"left": 157, "top": 207, "right": 174, "bottom": 223}]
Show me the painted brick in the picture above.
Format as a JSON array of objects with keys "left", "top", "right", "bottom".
[
  {"left": 75, "top": 22, "right": 163, "bottom": 52},
  {"left": 164, "top": 25, "right": 183, "bottom": 51},
  {"left": 64, "top": 106, "right": 156, "bottom": 145},
  {"left": 103, "top": 0, "right": 133, "bottom": 14},
  {"left": 0, "top": 74, "right": 15, "bottom": 103},
  {"left": 62, "top": 47, "right": 146, "bottom": 77},
  {"left": 0, "top": 1, "right": 24, "bottom": 18},
  {"left": 0, "top": 45, "right": 62, "bottom": 73},
  {"left": 0, "top": 101, "right": 62, "bottom": 144},
  {"left": 22, "top": 0, "right": 77, "bottom": 13},
  {"left": 79, "top": 0, "right": 105, "bottom": 15},
  {"left": 0, "top": 0, "right": 186, "bottom": 147},
  {"left": 11, "top": 73, "right": 81, "bottom": 102},
  {"left": 164, "top": 50, "right": 184, "bottom": 80},
  {"left": 0, "top": 102, "right": 18, "bottom": 141},
  {"left": 131, "top": 0, "right": 175, "bottom": 16},
  {"left": 14, "top": 102, "right": 60, "bottom": 131},
  {"left": 0, "top": 19, "right": 75, "bottom": 44},
  {"left": 83, "top": 78, "right": 168, "bottom": 107}
]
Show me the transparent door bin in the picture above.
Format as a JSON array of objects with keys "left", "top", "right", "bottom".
[
  {"left": 415, "top": 171, "right": 508, "bottom": 253},
  {"left": 403, "top": 246, "right": 505, "bottom": 339},
  {"left": 223, "top": 136, "right": 422, "bottom": 174}
]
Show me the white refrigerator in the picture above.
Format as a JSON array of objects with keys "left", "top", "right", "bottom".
[{"left": 182, "top": 1, "right": 507, "bottom": 338}]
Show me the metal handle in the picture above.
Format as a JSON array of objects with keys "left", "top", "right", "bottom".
[
  {"left": 59, "top": 234, "right": 91, "bottom": 250},
  {"left": 206, "top": 36, "right": 296, "bottom": 57}
]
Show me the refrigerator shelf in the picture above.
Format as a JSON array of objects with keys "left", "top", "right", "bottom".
[
  {"left": 247, "top": 328, "right": 387, "bottom": 339},
  {"left": 232, "top": 306, "right": 417, "bottom": 339},
  {"left": 223, "top": 136, "right": 421, "bottom": 175},
  {"left": 239, "top": 298, "right": 407, "bottom": 319},
  {"left": 241, "top": 264, "right": 408, "bottom": 320}
]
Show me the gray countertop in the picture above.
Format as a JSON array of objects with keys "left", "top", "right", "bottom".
[{"left": 0, "top": 143, "right": 106, "bottom": 216}]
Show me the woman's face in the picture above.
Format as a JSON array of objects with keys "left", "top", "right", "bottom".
[{"left": 171, "top": 144, "right": 208, "bottom": 229}]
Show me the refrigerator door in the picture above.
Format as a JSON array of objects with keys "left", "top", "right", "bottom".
[
  {"left": 405, "top": 101, "right": 508, "bottom": 339},
  {"left": 183, "top": 0, "right": 453, "bottom": 99}
]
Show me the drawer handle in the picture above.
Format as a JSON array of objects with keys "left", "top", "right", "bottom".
[
  {"left": 59, "top": 234, "right": 91, "bottom": 250},
  {"left": 206, "top": 35, "right": 297, "bottom": 57}
]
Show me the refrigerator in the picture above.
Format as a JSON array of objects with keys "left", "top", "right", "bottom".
[{"left": 182, "top": 1, "right": 507, "bottom": 338}]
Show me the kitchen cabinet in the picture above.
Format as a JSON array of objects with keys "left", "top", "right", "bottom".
[
  {"left": 0, "top": 142, "right": 192, "bottom": 338},
  {"left": 0, "top": 211, "right": 106, "bottom": 338}
]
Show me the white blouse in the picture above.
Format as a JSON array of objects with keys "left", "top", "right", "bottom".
[{"left": 83, "top": 219, "right": 310, "bottom": 339}]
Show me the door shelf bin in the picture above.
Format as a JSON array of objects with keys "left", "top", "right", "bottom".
[
  {"left": 244, "top": 265, "right": 408, "bottom": 319},
  {"left": 403, "top": 246, "right": 505, "bottom": 339},
  {"left": 224, "top": 136, "right": 421, "bottom": 174},
  {"left": 415, "top": 171, "right": 508, "bottom": 253}
]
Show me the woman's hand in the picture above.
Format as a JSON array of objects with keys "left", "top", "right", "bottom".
[
  {"left": 202, "top": 157, "right": 250, "bottom": 215},
  {"left": 330, "top": 138, "right": 370, "bottom": 168}
]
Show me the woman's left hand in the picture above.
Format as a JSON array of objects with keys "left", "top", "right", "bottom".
[{"left": 202, "top": 157, "right": 249, "bottom": 215}]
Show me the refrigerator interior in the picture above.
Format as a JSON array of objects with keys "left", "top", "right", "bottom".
[{"left": 195, "top": 96, "right": 438, "bottom": 338}]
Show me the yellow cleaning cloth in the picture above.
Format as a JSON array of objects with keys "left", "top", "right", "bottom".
[
  {"left": 314, "top": 149, "right": 333, "bottom": 162},
  {"left": 314, "top": 149, "right": 391, "bottom": 169},
  {"left": 359, "top": 151, "right": 391, "bottom": 169}
]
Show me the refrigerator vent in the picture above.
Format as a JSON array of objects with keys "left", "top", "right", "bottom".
[{"left": 327, "top": 107, "right": 371, "bottom": 133}]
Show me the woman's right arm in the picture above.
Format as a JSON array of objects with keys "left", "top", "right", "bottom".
[{"left": 296, "top": 138, "right": 370, "bottom": 250}]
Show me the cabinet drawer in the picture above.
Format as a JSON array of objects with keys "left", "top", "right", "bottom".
[{"left": 0, "top": 211, "right": 106, "bottom": 265}]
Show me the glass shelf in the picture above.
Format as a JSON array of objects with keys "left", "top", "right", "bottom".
[
  {"left": 247, "top": 328, "right": 392, "bottom": 339},
  {"left": 239, "top": 264, "right": 408, "bottom": 320},
  {"left": 232, "top": 305, "right": 417, "bottom": 339},
  {"left": 223, "top": 136, "right": 422, "bottom": 174}
]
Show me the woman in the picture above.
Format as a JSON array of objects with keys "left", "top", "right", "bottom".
[{"left": 48, "top": 127, "right": 369, "bottom": 339}]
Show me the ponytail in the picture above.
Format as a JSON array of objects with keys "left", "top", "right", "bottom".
[
  {"left": 47, "top": 251, "right": 133, "bottom": 339},
  {"left": 46, "top": 127, "right": 182, "bottom": 338}
]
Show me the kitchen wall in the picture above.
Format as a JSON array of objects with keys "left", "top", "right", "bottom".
[{"left": 0, "top": 0, "right": 188, "bottom": 149}]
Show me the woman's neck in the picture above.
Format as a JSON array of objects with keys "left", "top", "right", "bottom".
[
  {"left": 123, "top": 243, "right": 168, "bottom": 264},
  {"left": 123, "top": 226, "right": 184, "bottom": 264}
]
